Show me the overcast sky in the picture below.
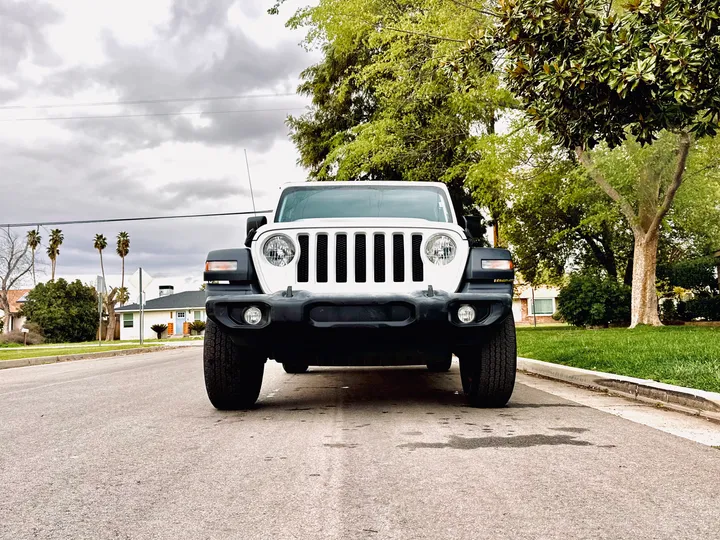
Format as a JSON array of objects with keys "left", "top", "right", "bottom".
[{"left": 0, "top": 0, "right": 319, "bottom": 298}]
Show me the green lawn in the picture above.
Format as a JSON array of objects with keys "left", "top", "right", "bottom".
[
  {"left": 0, "top": 344, "right": 162, "bottom": 362},
  {"left": 516, "top": 326, "right": 720, "bottom": 393}
]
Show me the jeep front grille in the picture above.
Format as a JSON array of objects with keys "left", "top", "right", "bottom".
[{"left": 296, "top": 232, "right": 425, "bottom": 285}]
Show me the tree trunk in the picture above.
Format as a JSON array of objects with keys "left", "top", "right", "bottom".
[
  {"left": 630, "top": 232, "right": 661, "bottom": 327},
  {"left": 0, "top": 293, "right": 10, "bottom": 334},
  {"left": 51, "top": 259, "right": 55, "bottom": 281},
  {"left": 105, "top": 302, "right": 116, "bottom": 342},
  {"left": 31, "top": 250, "right": 36, "bottom": 286}
]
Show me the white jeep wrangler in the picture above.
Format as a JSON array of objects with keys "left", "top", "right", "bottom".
[{"left": 203, "top": 182, "right": 516, "bottom": 409}]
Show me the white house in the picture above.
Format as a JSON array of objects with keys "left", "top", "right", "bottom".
[
  {"left": 0, "top": 289, "right": 30, "bottom": 333},
  {"left": 115, "top": 290, "right": 207, "bottom": 340}
]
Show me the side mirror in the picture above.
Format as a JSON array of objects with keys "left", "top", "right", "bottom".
[
  {"left": 462, "top": 215, "right": 487, "bottom": 246},
  {"left": 245, "top": 215, "right": 268, "bottom": 247}
]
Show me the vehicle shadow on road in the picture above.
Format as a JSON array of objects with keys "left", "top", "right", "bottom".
[{"left": 259, "top": 366, "right": 469, "bottom": 410}]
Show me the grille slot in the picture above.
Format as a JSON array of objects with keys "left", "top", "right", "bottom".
[
  {"left": 393, "top": 234, "right": 405, "bottom": 282},
  {"left": 316, "top": 234, "right": 328, "bottom": 283},
  {"left": 336, "top": 234, "right": 347, "bottom": 283},
  {"left": 373, "top": 234, "right": 386, "bottom": 282},
  {"left": 411, "top": 234, "right": 424, "bottom": 282},
  {"left": 298, "top": 235, "right": 309, "bottom": 282},
  {"left": 355, "top": 234, "right": 367, "bottom": 283}
]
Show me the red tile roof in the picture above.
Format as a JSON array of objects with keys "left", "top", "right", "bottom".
[{"left": 7, "top": 289, "right": 31, "bottom": 314}]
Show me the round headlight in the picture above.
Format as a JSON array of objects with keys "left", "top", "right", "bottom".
[
  {"left": 425, "top": 234, "right": 457, "bottom": 265},
  {"left": 243, "top": 306, "right": 263, "bottom": 325},
  {"left": 263, "top": 235, "right": 296, "bottom": 267},
  {"left": 457, "top": 305, "right": 476, "bottom": 324}
]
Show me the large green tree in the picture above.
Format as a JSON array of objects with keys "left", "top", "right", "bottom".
[
  {"left": 21, "top": 279, "right": 99, "bottom": 343},
  {"left": 457, "top": 0, "right": 720, "bottom": 326},
  {"left": 283, "top": 0, "right": 514, "bottom": 220}
]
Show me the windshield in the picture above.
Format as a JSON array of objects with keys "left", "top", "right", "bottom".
[{"left": 276, "top": 185, "right": 453, "bottom": 223}]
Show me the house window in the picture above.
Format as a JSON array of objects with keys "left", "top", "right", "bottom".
[
  {"left": 123, "top": 313, "right": 134, "bottom": 328},
  {"left": 531, "top": 299, "right": 554, "bottom": 316},
  {"left": 194, "top": 311, "right": 202, "bottom": 322},
  {"left": 177, "top": 311, "right": 185, "bottom": 318}
]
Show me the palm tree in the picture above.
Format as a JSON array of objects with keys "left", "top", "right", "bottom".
[
  {"left": 116, "top": 232, "right": 130, "bottom": 304},
  {"left": 47, "top": 229, "right": 64, "bottom": 281},
  {"left": 26, "top": 230, "right": 41, "bottom": 286},
  {"left": 93, "top": 234, "right": 108, "bottom": 292}
]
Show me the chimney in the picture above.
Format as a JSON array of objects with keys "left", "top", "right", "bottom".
[{"left": 159, "top": 285, "right": 174, "bottom": 297}]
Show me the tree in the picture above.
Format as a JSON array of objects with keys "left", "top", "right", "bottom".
[
  {"left": 26, "top": 230, "right": 41, "bottom": 286},
  {"left": 116, "top": 232, "right": 130, "bottom": 304},
  {"left": 20, "top": 279, "right": 99, "bottom": 343},
  {"left": 283, "top": 0, "right": 514, "bottom": 219},
  {"left": 0, "top": 229, "right": 33, "bottom": 333},
  {"left": 462, "top": 0, "right": 720, "bottom": 326},
  {"left": 93, "top": 234, "right": 108, "bottom": 291},
  {"left": 47, "top": 229, "right": 63, "bottom": 281}
]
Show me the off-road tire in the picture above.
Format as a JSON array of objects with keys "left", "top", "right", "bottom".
[
  {"left": 282, "top": 362, "right": 309, "bottom": 374},
  {"left": 426, "top": 356, "right": 453, "bottom": 372},
  {"left": 204, "top": 319, "right": 265, "bottom": 410},
  {"left": 458, "top": 314, "right": 516, "bottom": 408}
]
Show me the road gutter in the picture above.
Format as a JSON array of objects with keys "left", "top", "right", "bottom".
[
  {"left": 0, "top": 346, "right": 172, "bottom": 370},
  {"left": 517, "top": 357, "right": 720, "bottom": 423}
]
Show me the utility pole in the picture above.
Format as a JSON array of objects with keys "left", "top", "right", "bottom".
[{"left": 139, "top": 268, "right": 144, "bottom": 345}]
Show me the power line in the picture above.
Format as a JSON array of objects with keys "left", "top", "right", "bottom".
[
  {"left": 2, "top": 209, "right": 273, "bottom": 229},
  {"left": 0, "top": 91, "right": 298, "bottom": 110},
  {"left": 0, "top": 106, "right": 306, "bottom": 123}
]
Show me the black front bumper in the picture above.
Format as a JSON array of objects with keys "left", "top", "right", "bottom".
[{"left": 206, "top": 287, "right": 512, "bottom": 357}]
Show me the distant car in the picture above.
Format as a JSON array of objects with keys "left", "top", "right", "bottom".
[{"left": 203, "top": 182, "right": 516, "bottom": 409}]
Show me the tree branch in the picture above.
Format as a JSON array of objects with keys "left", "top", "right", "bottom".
[
  {"left": 381, "top": 24, "right": 465, "bottom": 43},
  {"left": 445, "top": 0, "right": 501, "bottom": 17},
  {"left": 575, "top": 146, "right": 641, "bottom": 234},
  {"left": 648, "top": 131, "right": 692, "bottom": 236}
]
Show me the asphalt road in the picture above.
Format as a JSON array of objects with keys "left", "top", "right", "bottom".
[{"left": 1, "top": 348, "right": 719, "bottom": 540}]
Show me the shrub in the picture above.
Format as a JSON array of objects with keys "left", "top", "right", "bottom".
[
  {"left": 557, "top": 273, "right": 631, "bottom": 328},
  {"left": 684, "top": 296, "right": 720, "bottom": 321},
  {"left": 20, "top": 279, "right": 99, "bottom": 343},
  {"left": 0, "top": 330, "right": 45, "bottom": 346},
  {"left": 660, "top": 299, "right": 678, "bottom": 322},
  {"left": 189, "top": 320, "right": 206, "bottom": 335},
  {"left": 150, "top": 323, "right": 168, "bottom": 339}
]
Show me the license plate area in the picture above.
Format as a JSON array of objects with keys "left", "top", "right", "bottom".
[{"left": 308, "top": 303, "right": 413, "bottom": 325}]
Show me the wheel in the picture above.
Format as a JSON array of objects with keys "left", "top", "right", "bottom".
[
  {"left": 457, "top": 314, "right": 517, "bottom": 408},
  {"left": 426, "top": 356, "right": 453, "bottom": 372},
  {"left": 203, "top": 319, "right": 265, "bottom": 410},
  {"left": 282, "top": 362, "right": 309, "bottom": 374}
]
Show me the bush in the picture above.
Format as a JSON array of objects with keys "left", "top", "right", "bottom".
[
  {"left": 557, "top": 273, "right": 631, "bottom": 328},
  {"left": 684, "top": 296, "right": 720, "bottom": 321},
  {"left": 20, "top": 279, "right": 99, "bottom": 343},
  {"left": 660, "top": 299, "right": 678, "bottom": 322},
  {"left": 0, "top": 330, "right": 45, "bottom": 346},
  {"left": 189, "top": 320, "right": 206, "bottom": 335},
  {"left": 150, "top": 323, "right": 168, "bottom": 339}
]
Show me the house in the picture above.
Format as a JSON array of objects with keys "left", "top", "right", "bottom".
[
  {"left": 0, "top": 289, "right": 30, "bottom": 333},
  {"left": 115, "top": 290, "right": 207, "bottom": 340},
  {"left": 512, "top": 284, "right": 560, "bottom": 324}
]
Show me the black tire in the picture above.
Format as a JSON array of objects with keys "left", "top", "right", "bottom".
[
  {"left": 204, "top": 319, "right": 265, "bottom": 410},
  {"left": 427, "top": 356, "right": 453, "bottom": 372},
  {"left": 282, "top": 362, "right": 309, "bottom": 374},
  {"left": 458, "top": 314, "right": 517, "bottom": 408}
]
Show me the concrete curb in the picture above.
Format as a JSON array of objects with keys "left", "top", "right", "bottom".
[
  {"left": 0, "top": 346, "right": 173, "bottom": 370},
  {"left": 517, "top": 357, "right": 720, "bottom": 422}
]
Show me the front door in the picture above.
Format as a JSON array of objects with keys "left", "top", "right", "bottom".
[{"left": 175, "top": 311, "right": 186, "bottom": 335}]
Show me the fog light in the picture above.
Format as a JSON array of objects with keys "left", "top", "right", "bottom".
[
  {"left": 457, "top": 305, "right": 476, "bottom": 324},
  {"left": 243, "top": 306, "right": 262, "bottom": 325}
]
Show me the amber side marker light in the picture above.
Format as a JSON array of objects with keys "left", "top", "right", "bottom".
[
  {"left": 205, "top": 261, "right": 238, "bottom": 272},
  {"left": 481, "top": 260, "right": 514, "bottom": 270}
]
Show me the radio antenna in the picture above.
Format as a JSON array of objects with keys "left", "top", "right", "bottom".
[{"left": 244, "top": 148, "right": 257, "bottom": 217}]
